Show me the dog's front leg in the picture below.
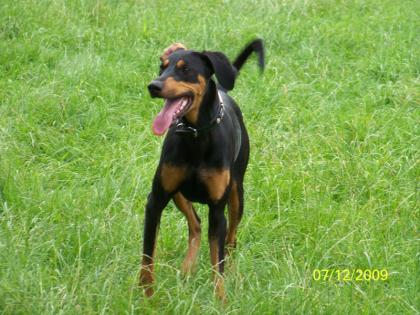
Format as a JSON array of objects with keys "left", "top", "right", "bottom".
[
  {"left": 139, "top": 185, "right": 170, "bottom": 297},
  {"left": 140, "top": 163, "right": 185, "bottom": 297},
  {"left": 208, "top": 202, "right": 228, "bottom": 301}
]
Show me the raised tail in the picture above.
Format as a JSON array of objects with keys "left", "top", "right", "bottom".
[{"left": 233, "top": 38, "right": 265, "bottom": 73}]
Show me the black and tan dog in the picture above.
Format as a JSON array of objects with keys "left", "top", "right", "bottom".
[{"left": 140, "top": 39, "right": 264, "bottom": 299}]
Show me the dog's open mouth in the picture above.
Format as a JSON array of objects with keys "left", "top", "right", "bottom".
[{"left": 152, "top": 96, "right": 193, "bottom": 135}]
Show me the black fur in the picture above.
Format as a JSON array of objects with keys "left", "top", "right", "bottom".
[
  {"left": 233, "top": 38, "right": 265, "bottom": 72},
  {"left": 201, "top": 51, "right": 237, "bottom": 90}
]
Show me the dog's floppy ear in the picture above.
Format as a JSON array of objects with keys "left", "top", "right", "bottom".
[
  {"left": 160, "top": 43, "right": 187, "bottom": 62},
  {"left": 201, "top": 51, "right": 236, "bottom": 91}
]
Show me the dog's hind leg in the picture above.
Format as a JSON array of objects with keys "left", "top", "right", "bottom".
[
  {"left": 173, "top": 192, "right": 201, "bottom": 275},
  {"left": 226, "top": 180, "right": 244, "bottom": 253}
]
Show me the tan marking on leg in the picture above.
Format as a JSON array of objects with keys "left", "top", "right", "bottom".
[
  {"left": 214, "top": 275, "right": 226, "bottom": 302},
  {"left": 140, "top": 256, "right": 154, "bottom": 297},
  {"left": 209, "top": 237, "right": 226, "bottom": 302},
  {"left": 226, "top": 181, "right": 239, "bottom": 252},
  {"left": 209, "top": 237, "right": 219, "bottom": 267},
  {"left": 139, "top": 223, "right": 160, "bottom": 297},
  {"left": 161, "top": 164, "right": 186, "bottom": 193},
  {"left": 200, "top": 169, "right": 230, "bottom": 202},
  {"left": 160, "top": 43, "right": 187, "bottom": 61},
  {"left": 173, "top": 193, "right": 201, "bottom": 274}
]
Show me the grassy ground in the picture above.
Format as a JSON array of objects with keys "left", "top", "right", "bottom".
[{"left": 0, "top": 0, "right": 419, "bottom": 314}]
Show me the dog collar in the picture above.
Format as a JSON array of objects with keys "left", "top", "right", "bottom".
[{"left": 174, "top": 90, "right": 225, "bottom": 138}]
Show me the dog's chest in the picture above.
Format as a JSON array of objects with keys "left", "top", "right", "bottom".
[{"left": 179, "top": 166, "right": 230, "bottom": 204}]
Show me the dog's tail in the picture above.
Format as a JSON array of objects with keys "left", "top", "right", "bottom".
[{"left": 233, "top": 38, "right": 265, "bottom": 73}]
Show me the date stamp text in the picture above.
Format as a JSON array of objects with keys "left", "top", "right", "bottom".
[{"left": 312, "top": 269, "right": 389, "bottom": 282}]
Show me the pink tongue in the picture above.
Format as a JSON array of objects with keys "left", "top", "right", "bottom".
[{"left": 152, "top": 98, "right": 184, "bottom": 136}]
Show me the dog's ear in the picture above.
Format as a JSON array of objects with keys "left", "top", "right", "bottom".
[
  {"left": 201, "top": 51, "right": 236, "bottom": 91},
  {"left": 160, "top": 43, "right": 187, "bottom": 62}
]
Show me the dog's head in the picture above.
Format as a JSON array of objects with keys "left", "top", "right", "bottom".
[{"left": 148, "top": 43, "right": 236, "bottom": 136}]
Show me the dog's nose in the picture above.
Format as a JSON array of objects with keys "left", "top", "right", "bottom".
[{"left": 148, "top": 80, "right": 163, "bottom": 97}]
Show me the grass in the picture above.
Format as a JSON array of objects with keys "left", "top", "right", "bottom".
[{"left": 0, "top": 0, "right": 419, "bottom": 314}]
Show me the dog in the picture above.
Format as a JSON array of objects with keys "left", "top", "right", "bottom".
[{"left": 140, "top": 39, "right": 264, "bottom": 300}]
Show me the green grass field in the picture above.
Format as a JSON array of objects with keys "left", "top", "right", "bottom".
[{"left": 0, "top": 0, "right": 419, "bottom": 314}]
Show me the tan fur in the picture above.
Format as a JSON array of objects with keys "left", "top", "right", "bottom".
[
  {"left": 161, "top": 75, "right": 206, "bottom": 124},
  {"left": 209, "top": 237, "right": 226, "bottom": 301},
  {"left": 160, "top": 43, "right": 187, "bottom": 61},
  {"left": 173, "top": 193, "right": 201, "bottom": 274},
  {"left": 199, "top": 168, "right": 230, "bottom": 202},
  {"left": 226, "top": 181, "right": 240, "bottom": 249},
  {"left": 139, "top": 256, "right": 155, "bottom": 297},
  {"left": 161, "top": 164, "right": 186, "bottom": 192},
  {"left": 184, "top": 75, "right": 206, "bottom": 124},
  {"left": 176, "top": 59, "right": 186, "bottom": 68},
  {"left": 139, "top": 222, "right": 160, "bottom": 297}
]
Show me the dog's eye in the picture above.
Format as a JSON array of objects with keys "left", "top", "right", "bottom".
[{"left": 181, "top": 65, "right": 190, "bottom": 73}]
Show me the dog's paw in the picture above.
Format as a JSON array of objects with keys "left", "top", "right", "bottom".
[
  {"left": 214, "top": 276, "right": 227, "bottom": 303},
  {"left": 139, "top": 268, "right": 155, "bottom": 297},
  {"left": 181, "top": 259, "right": 197, "bottom": 276}
]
